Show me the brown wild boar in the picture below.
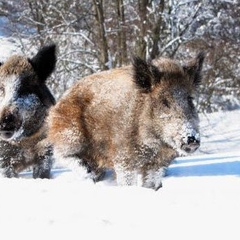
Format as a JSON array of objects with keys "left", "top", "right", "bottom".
[
  {"left": 48, "top": 53, "right": 204, "bottom": 190},
  {"left": 0, "top": 45, "right": 56, "bottom": 178}
]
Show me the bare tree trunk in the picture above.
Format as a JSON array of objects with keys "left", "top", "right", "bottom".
[
  {"left": 150, "top": 0, "right": 165, "bottom": 60},
  {"left": 115, "top": 0, "right": 127, "bottom": 66},
  {"left": 136, "top": 0, "right": 149, "bottom": 60},
  {"left": 93, "top": 0, "right": 109, "bottom": 70}
]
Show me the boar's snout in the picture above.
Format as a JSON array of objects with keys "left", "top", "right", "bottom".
[
  {"left": 181, "top": 134, "right": 200, "bottom": 153},
  {"left": 0, "top": 109, "right": 22, "bottom": 140}
]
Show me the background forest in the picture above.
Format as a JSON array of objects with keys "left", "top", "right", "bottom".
[{"left": 0, "top": 0, "right": 239, "bottom": 112}]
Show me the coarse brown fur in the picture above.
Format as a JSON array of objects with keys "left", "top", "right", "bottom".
[
  {"left": 0, "top": 45, "right": 56, "bottom": 178},
  {"left": 48, "top": 53, "right": 204, "bottom": 189}
]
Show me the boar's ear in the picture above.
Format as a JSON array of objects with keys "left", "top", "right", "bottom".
[
  {"left": 29, "top": 44, "right": 56, "bottom": 83},
  {"left": 132, "top": 56, "right": 162, "bottom": 92},
  {"left": 183, "top": 52, "right": 205, "bottom": 87}
]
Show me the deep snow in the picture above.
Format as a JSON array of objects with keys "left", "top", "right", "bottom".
[{"left": 0, "top": 37, "right": 240, "bottom": 240}]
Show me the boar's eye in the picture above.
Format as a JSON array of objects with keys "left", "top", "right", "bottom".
[{"left": 162, "top": 98, "right": 170, "bottom": 108}]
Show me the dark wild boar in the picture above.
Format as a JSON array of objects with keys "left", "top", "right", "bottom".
[
  {"left": 0, "top": 44, "right": 56, "bottom": 178},
  {"left": 48, "top": 53, "right": 204, "bottom": 190}
]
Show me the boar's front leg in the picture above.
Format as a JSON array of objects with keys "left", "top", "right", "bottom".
[
  {"left": 0, "top": 141, "right": 22, "bottom": 177},
  {"left": 114, "top": 163, "right": 165, "bottom": 190},
  {"left": 1, "top": 164, "right": 18, "bottom": 178},
  {"left": 114, "top": 164, "right": 139, "bottom": 186},
  {"left": 32, "top": 144, "right": 53, "bottom": 179},
  {"left": 140, "top": 166, "right": 167, "bottom": 191}
]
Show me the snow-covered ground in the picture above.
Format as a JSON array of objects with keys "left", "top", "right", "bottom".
[{"left": 0, "top": 37, "right": 240, "bottom": 240}]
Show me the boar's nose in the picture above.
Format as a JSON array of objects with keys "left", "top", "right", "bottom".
[
  {"left": 0, "top": 113, "right": 20, "bottom": 140},
  {"left": 181, "top": 135, "right": 200, "bottom": 153},
  {"left": 187, "top": 136, "right": 200, "bottom": 145},
  {"left": 0, "top": 130, "right": 14, "bottom": 139}
]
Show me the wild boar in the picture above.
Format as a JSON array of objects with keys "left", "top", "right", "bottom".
[
  {"left": 48, "top": 53, "right": 204, "bottom": 190},
  {"left": 0, "top": 44, "right": 56, "bottom": 178}
]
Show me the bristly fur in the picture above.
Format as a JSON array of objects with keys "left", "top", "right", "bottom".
[
  {"left": 0, "top": 45, "right": 57, "bottom": 178},
  {"left": 132, "top": 56, "right": 162, "bottom": 92},
  {"left": 48, "top": 53, "right": 204, "bottom": 190},
  {"left": 29, "top": 44, "right": 56, "bottom": 82}
]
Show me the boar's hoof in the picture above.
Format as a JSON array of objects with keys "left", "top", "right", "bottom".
[
  {"left": 92, "top": 169, "right": 106, "bottom": 183},
  {"left": 142, "top": 181, "right": 163, "bottom": 191},
  {"left": 33, "top": 166, "right": 51, "bottom": 179}
]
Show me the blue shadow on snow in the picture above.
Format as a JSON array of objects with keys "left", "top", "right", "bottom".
[{"left": 167, "top": 156, "right": 240, "bottom": 177}]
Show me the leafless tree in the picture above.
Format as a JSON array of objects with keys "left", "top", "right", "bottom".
[{"left": 0, "top": 0, "right": 239, "bottom": 112}]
